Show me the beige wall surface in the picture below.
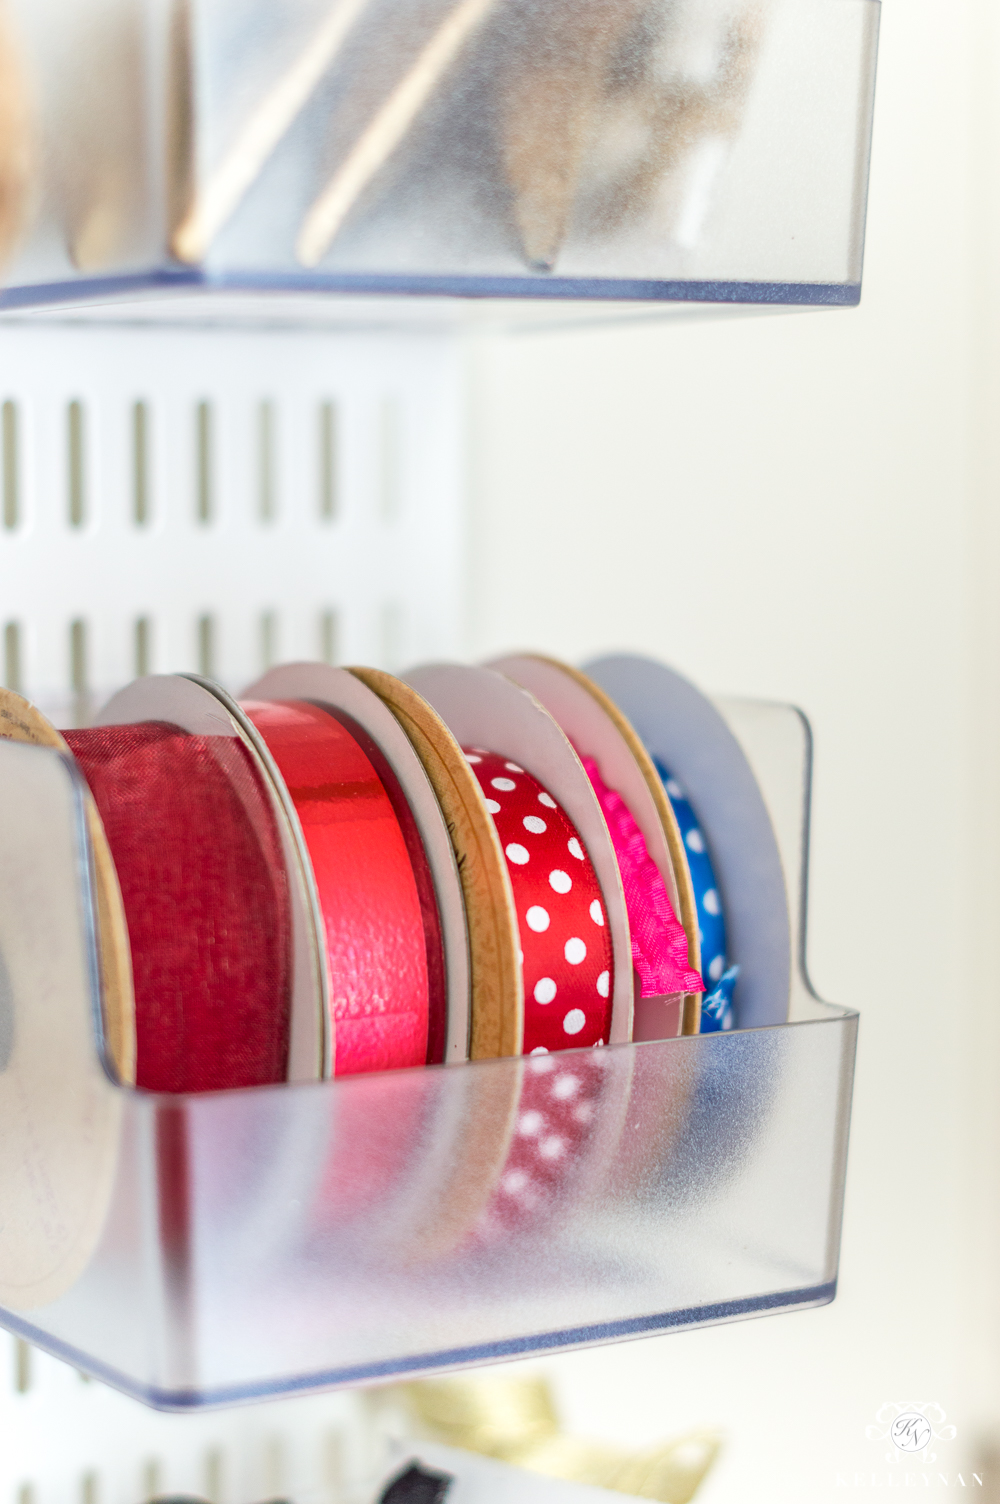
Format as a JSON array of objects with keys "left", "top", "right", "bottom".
[{"left": 466, "top": 0, "right": 1000, "bottom": 1496}]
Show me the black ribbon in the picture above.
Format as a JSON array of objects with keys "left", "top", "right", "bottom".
[{"left": 379, "top": 1462, "right": 455, "bottom": 1504}]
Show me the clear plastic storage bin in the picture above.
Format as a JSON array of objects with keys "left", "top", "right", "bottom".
[
  {"left": 0, "top": 0, "right": 879, "bottom": 313},
  {"left": 0, "top": 693, "right": 856, "bottom": 1410}
]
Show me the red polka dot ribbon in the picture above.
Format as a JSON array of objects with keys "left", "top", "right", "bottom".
[{"left": 463, "top": 749, "right": 614, "bottom": 1052}]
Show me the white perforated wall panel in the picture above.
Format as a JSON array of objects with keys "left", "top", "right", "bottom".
[
  {"left": 0, "top": 315, "right": 466, "bottom": 1497},
  {"left": 0, "top": 1334, "right": 401, "bottom": 1504},
  {"left": 0, "top": 320, "right": 466, "bottom": 722}
]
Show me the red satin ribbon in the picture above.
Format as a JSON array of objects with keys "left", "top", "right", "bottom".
[
  {"left": 243, "top": 700, "right": 438, "bottom": 1075},
  {"left": 463, "top": 749, "right": 614, "bottom": 1053},
  {"left": 64, "top": 722, "right": 292, "bottom": 1094}
]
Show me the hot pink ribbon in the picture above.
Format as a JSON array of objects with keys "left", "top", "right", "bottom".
[{"left": 582, "top": 757, "right": 703, "bottom": 998}]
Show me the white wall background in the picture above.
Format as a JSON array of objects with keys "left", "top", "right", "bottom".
[
  {"left": 465, "top": 0, "right": 1000, "bottom": 1496},
  {"left": 3, "top": 1, "right": 995, "bottom": 1499}
]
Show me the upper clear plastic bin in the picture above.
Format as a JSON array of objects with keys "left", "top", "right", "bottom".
[
  {"left": 0, "top": 0, "right": 879, "bottom": 321},
  {"left": 0, "top": 694, "right": 857, "bottom": 1410}
]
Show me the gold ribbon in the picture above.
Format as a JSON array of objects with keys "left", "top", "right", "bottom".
[{"left": 393, "top": 1377, "right": 721, "bottom": 1504}]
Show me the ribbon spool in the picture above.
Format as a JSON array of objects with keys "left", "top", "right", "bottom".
[
  {"left": 400, "top": 664, "right": 634, "bottom": 1244},
  {"left": 657, "top": 761, "right": 738, "bottom": 1033},
  {"left": 486, "top": 655, "right": 703, "bottom": 1039},
  {"left": 309, "top": 663, "right": 633, "bottom": 1254},
  {"left": 236, "top": 667, "right": 505, "bottom": 1260},
  {"left": 349, "top": 670, "right": 629, "bottom": 1248},
  {"left": 298, "top": 667, "right": 538, "bottom": 1257},
  {"left": 86, "top": 670, "right": 457, "bottom": 1086},
  {"left": 242, "top": 697, "right": 435, "bottom": 1076},
  {"left": 406, "top": 663, "right": 633, "bottom": 1051},
  {"left": 244, "top": 664, "right": 470, "bottom": 1068},
  {"left": 584, "top": 653, "right": 792, "bottom": 1030},
  {"left": 77, "top": 674, "right": 324, "bottom": 1092},
  {"left": 462, "top": 749, "right": 614, "bottom": 1053},
  {"left": 280, "top": 667, "right": 519, "bottom": 1250}
]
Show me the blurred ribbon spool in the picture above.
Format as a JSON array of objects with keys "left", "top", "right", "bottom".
[
  {"left": 397, "top": 1375, "right": 722, "bottom": 1504},
  {"left": 0, "top": 688, "right": 135, "bottom": 1083},
  {"left": 657, "top": 760, "right": 738, "bottom": 1033},
  {"left": 241, "top": 697, "right": 442, "bottom": 1074},
  {"left": 0, "top": 0, "right": 34, "bottom": 274},
  {"left": 583, "top": 652, "right": 791, "bottom": 1031},
  {"left": 0, "top": 726, "right": 124, "bottom": 1310},
  {"left": 378, "top": 1464, "right": 454, "bottom": 1504}
]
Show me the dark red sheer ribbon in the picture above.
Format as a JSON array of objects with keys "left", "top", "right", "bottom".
[{"left": 65, "top": 722, "right": 292, "bottom": 1093}]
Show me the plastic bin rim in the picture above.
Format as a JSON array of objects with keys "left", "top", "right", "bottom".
[{"left": 110, "top": 1001, "right": 858, "bottom": 1103}]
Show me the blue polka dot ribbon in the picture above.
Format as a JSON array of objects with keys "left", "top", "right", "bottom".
[{"left": 654, "top": 759, "right": 738, "bottom": 1033}]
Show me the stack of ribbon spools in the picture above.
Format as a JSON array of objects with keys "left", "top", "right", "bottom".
[{"left": 0, "top": 652, "right": 786, "bottom": 1264}]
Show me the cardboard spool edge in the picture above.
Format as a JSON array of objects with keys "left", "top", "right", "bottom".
[
  {"left": 0, "top": 721, "right": 123, "bottom": 1310},
  {"left": 349, "top": 667, "right": 523, "bottom": 1062},
  {"left": 0, "top": 688, "right": 136, "bottom": 1084}
]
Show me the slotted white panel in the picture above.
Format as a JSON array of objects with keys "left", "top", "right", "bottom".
[
  {"left": 0, "top": 313, "right": 467, "bottom": 1495},
  {"left": 0, "top": 320, "right": 466, "bottom": 719},
  {"left": 0, "top": 1333, "right": 403, "bottom": 1504}
]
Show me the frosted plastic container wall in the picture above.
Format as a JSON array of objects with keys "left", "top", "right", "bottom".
[
  {"left": 0, "top": 701, "right": 857, "bottom": 1411},
  {"left": 1, "top": 0, "right": 879, "bottom": 311}
]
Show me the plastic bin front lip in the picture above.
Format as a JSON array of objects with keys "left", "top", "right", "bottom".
[
  {"left": 0, "top": 1273, "right": 843, "bottom": 1414},
  {"left": 0, "top": 268, "right": 864, "bottom": 316},
  {"left": 1, "top": 0, "right": 879, "bottom": 319},
  {"left": 0, "top": 999, "right": 857, "bottom": 1412}
]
